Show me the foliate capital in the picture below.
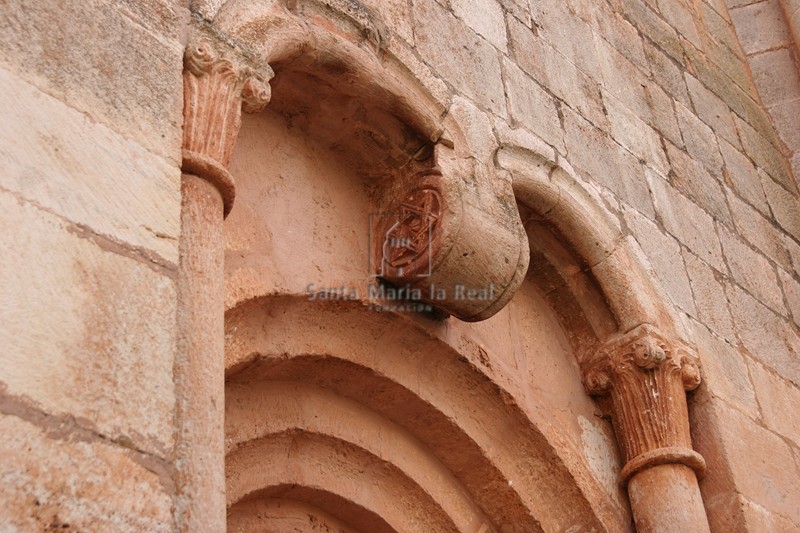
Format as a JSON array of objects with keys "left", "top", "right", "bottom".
[
  {"left": 582, "top": 324, "right": 701, "bottom": 395},
  {"left": 181, "top": 38, "right": 273, "bottom": 217}
]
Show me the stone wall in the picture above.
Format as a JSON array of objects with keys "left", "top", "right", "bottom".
[{"left": 0, "top": 0, "right": 798, "bottom": 531}]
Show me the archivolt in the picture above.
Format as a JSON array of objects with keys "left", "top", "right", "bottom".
[
  {"left": 225, "top": 295, "right": 613, "bottom": 532},
  {"left": 495, "top": 140, "right": 690, "bottom": 351}
]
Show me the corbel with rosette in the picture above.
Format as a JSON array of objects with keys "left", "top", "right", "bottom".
[
  {"left": 582, "top": 324, "right": 705, "bottom": 485},
  {"left": 182, "top": 37, "right": 274, "bottom": 217}
]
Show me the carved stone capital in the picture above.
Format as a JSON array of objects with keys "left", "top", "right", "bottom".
[
  {"left": 182, "top": 38, "right": 273, "bottom": 217},
  {"left": 583, "top": 325, "right": 705, "bottom": 485}
]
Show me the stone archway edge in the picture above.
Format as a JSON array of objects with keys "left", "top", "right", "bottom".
[{"left": 496, "top": 143, "right": 711, "bottom": 532}]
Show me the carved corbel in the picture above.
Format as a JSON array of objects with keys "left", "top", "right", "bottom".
[
  {"left": 583, "top": 325, "right": 705, "bottom": 484},
  {"left": 182, "top": 38, "right": 273, "bottom": 217},
  {"left": 370, "top": 147, "right": 529, "bottom": 321}
]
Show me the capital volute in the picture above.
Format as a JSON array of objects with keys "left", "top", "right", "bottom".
[
  {"left": 181, "top": 38, "right": 274, "bottom": 217},
  {"left": 582, "top": 324, "right": 701, "bottom": 396}
]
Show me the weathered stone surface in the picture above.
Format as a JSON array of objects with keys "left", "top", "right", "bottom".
[
  {"left": 748, "top": 48, "right": 800, "bottom": 107},
  {"left": 451, "top": 0, "right": 508, "bottom": 51},
  {"left": 0, "top": 414, "right": 172, "bottom": 532},
  {"left": 665, "top": 141, "right": 732, "bottom": 226},
  {"left": 502, "top": 57, "right": 564, "bottom": 153},
  {"left": 727, "top": 190, "right": 796, "bottom": 271},
  {"left": 0, "top": 67, "right": 181, "bottom": 265},
  {"left": 359, "top": 0, "right": 415, "bottom": 43},
  {"left": 778, "top": 268, "right": 800, "bottom": 323},
  {"left": 592, "top": 2, "right": 649, "bottom": 72},
  {"left": 762, "top": 175, "right": 800, "bottom": 240},
  {"left": 605, "top": 94, "right": 669, "bottom": 175},
  {"left": 690, "top": 320, "right": 759, "bottom": 418},
  {"left": 719, "top": 138, "right": 770, "bottom": 216},
  {"left": 616, "top": 0, "right": 684, "bottom": 62},
  {"left": 643, "top": 38, "right": 690, "bottom": 105},
  {"left": 414, "top": 0, "right": 506, "bottom": 115},
  {"left": 623, "top": 206, "right": 696, "bottom": 314},
  {"left": 728, "top": 283, "right": 800, "bottom": 385},
  {"left": 657, "top": 0, "right": 702, "bottom": 48},
  {"left": 594, "top": 33, "right": 651, "bottom": 121},
  {"left": 684, "top": 251, "right": 737, "bottom": 342},
  {"left": 563, "top": 107, "right": 655, "bottom": 217},
  {"left": 531, "top": 0, "right": 602, "bottom": 80},
  {"left": 650, "top": 174, "right": 725, "bottom": 270},
  {"left": 0, "top": 191, "right": 177, "bottom": 456},
  {"left": 685, "top": 74, "right": 739, "bottom": 148},
  {"left": 749, "top": 360, "right": 800, "bottom": 447},
  {"left": 730, "top": 0, "right": 793, "bottom": 54},
  {"left": 675, "top": 101, "right": 724, "bottom": 175},
  {"left": 693, "top": 398, "right": 800, "bottom": 527},
  {"left": 447, "top": 96, "right": 498, "bottom": 162},
  {"left": 507, "top": 18, "right": 607, "bottom": 129},
  {"left": 734, "top": 115, "right": 795, "bottom": 192},
  {"left": 0, "top": 0, "right": 184, "bottom": 162},
  {"left": 720, "top": 225, "right": 786, "bottom": 312}
]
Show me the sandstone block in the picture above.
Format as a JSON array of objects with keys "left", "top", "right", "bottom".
[
  {"left": 730, "top": 0, "right": 793, "bottom": 54},
  {"left": 359, "top": 0, "right": 415, "bottom": 43},
  {"left": 0, "top": 192, "right": 178, "bottom": 456},
  {"left": 656, "top": 0, "right": 702, "bottom": 49},
  {"left": 735, "top": 114, "right": 795, "bottom": 192},
  {"left": 650, "top": 175, "right": 726, "bottom": 271},
  {"left": 616, "top": 0, "right": 684, "bottom": 62},
  {"left": 778, "top": 268, "right": 800, "bottom": 323},
  {"left": 748, "top": 48, "right": 800, "bottom": 107},
  {"left": 0, "top": 68, "right": 181, "bottom": 265},
  {"left": 643, "top": 78, "right": 684, "bottom": 147},
  {"left": 685, "top": 74, "right": 740, "bottom": 148},
  {"left": 643, "top": 39, "right": 690, "bottom": 106},
  {"left": 0, "top": 0, "right": 184, "bottom": 162},
  {"left": 767, "top": 99, "right": 800, "bottom": 150},
  {"left": 719, "top": 225, "right": 785, "bottom": 312},
  {"left": 665, "top": 141, "right": 732, "bottom": 226},
  {"left": 0, "top": 414, "right": 172, "bottom": 532},
  {"left": 563, "top": 107, "right": 655, "bottom": 217},
  {"left": 727, "top": 191, "right": 796, "bottom": 271},
  {"left": 623, "top": 206, "right": 696, "bottom": 314},
  {"left": 684, "top": 251, "right": 737, "bottom": 342},
  {"left": 502, "top": 57, "right": 565, "bottom": 153},
  {"left": 690, "top": 320, "right": 759, "bottom": 418},
  {"left": 728, "top": 283, "right": 800, "bottom": 385},
  {"left": 719, "top": 139, "right": 770, "bottom": 216},
  {"left": 675, "top": 101, "right": 724, "bottom": 175},
  {"left": 414, "top": 0, "right": 506, "bottom": 115},
  {"left": 507, "top": 18, "right": 607, "bottom": 129},
  {"left": 605, "top": 94, "right": 669, "bottom": 174},
  {"left": 693, "top": 398, "right": 800, "bottom": 526},
  {"left": 762, "top": 175, "right": 800, "bottom": 241},
  {"left": 531, "top": 0, "right": 602, "bottom": 80},
  {"left": 749, "top": 360, "right": 800, "bottom": 447},
  {"left": 451, "top": 0, "right": 508, "bottom": 51}
]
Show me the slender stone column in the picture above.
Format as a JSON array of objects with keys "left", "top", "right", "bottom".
[
  {"left": 175, "top": 39, "right": 271, "bottom": 532},
  {"left": 583, "top": 325, "right": 710, "bottom": 532}
]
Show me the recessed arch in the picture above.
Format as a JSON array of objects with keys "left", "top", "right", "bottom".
[{"left": 225, "top": 295, "right": 623, "bottom": 531}]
